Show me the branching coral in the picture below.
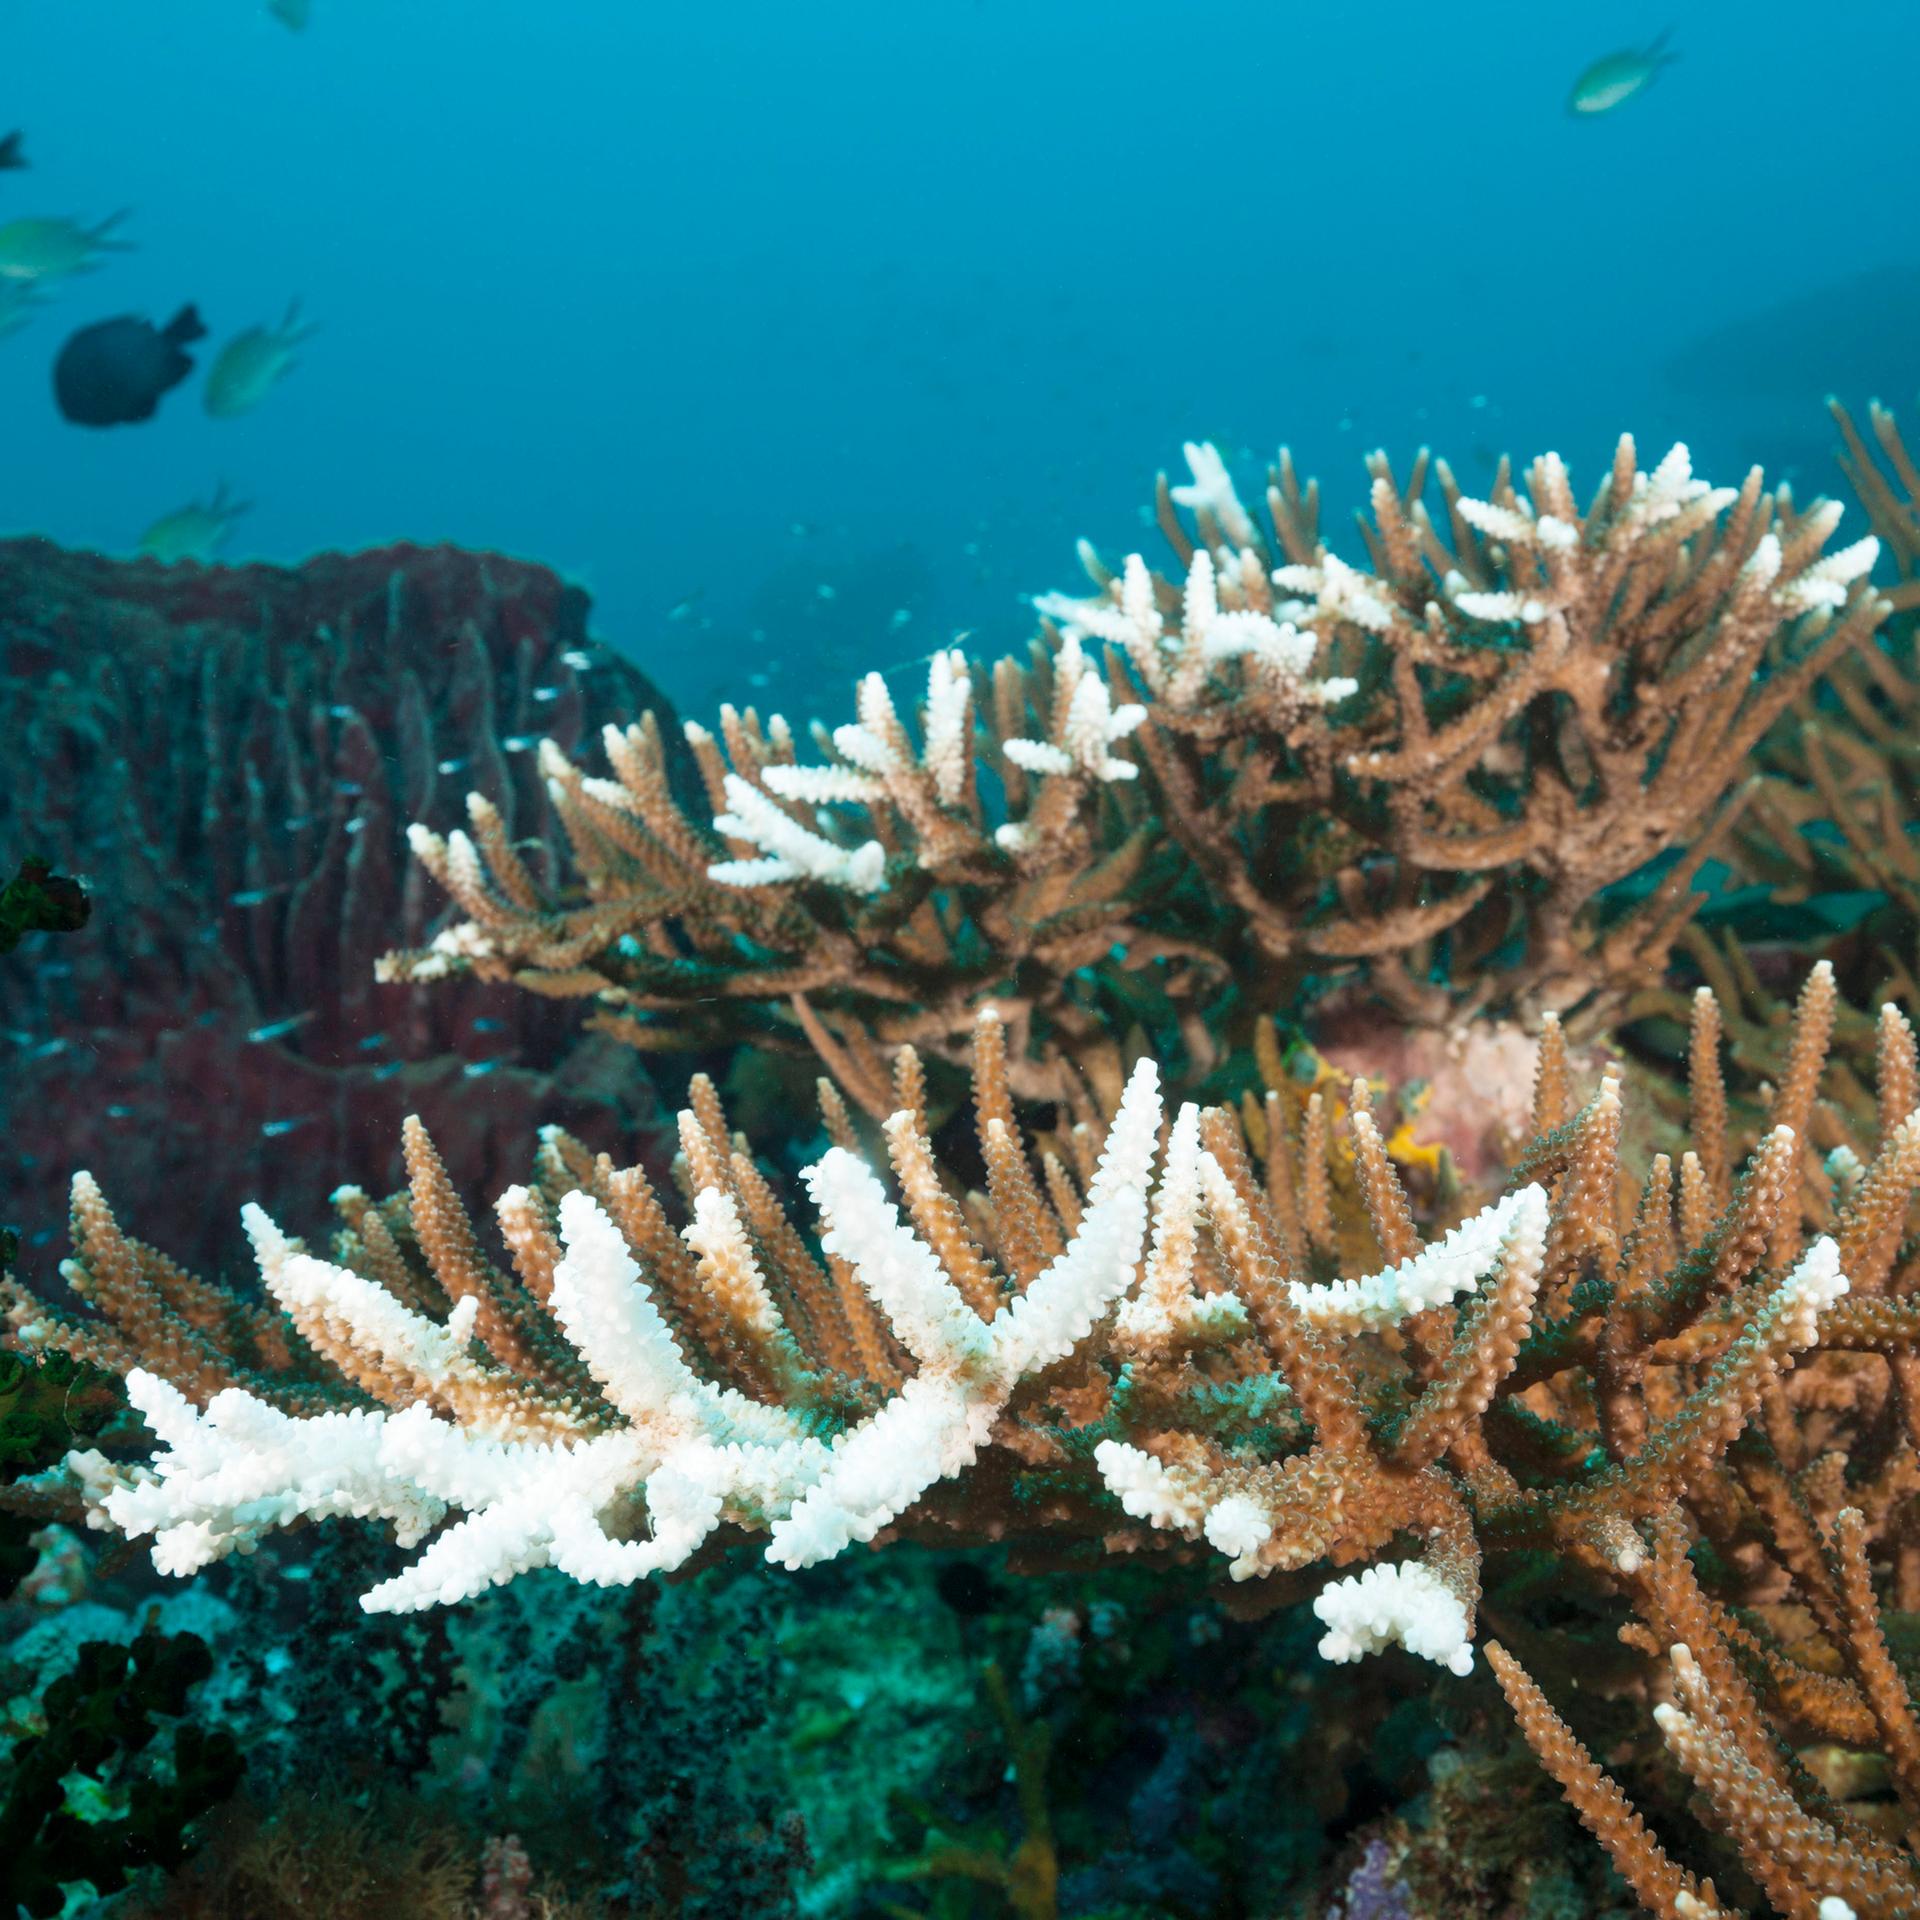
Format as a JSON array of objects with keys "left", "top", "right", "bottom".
[
  {"left": 379, "top": 438, "right": 1885, "bottom": 1112},
  {"left": 1621, "top": 402, "right": 1920, "bottom": 1143},
  {"left": 19, "top": 953, "right": 1920, "bottom": 1915}
]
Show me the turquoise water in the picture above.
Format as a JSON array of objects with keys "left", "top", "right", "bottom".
[{"left": 6, "top": 1, "right": 1915, "bottom": 715}]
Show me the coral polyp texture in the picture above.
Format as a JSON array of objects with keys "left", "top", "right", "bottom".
[
  {"left": 379, "top": 436, "right": 1886, "bottom": 1112},
  {"left": 0, "top": 539, "right": 681, "bottom": 1267},
  {"left": 1695, "top": 406, "right": 1920, "bottom": 1084},
  {"left": 13, "top": 953, "right": 1920, "bottom": 1912}
]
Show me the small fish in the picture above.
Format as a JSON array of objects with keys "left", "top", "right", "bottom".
[
  {"left": 105, "top": 1104, "right": 133, "bottom": 1119},
  {"left": 228, "top": 885, "right": 286, "bottom": 907},
  {"left": 560, "top": 649, "right": 595, "bottom": 670},
  {"left": 471, "top": 1017, "right": 505, "bottom": 1034},
  {"left": 55, "top": 304, "right": 205, "bottom": 426},
  {"left": 462, "top": 1058, "right": 505, "bottom": 1079},
  {"left": 327, "top": 703, "right": 355, "bottom": 718},
  {"left": 532, "top": 684, "right": 561, "bottom": 703},
  {"left": 204, "top": 300, "right": 317, "bottom": 418},
  {"left": 139, "top": 482, "right": 250, "bottom": 563},
  {"left": 436, "top": 756, "right": 470, "bottom": 775},
  {"left": 267, "top": 0, "right": 312, "bottom": 27},
  {"left": 261, "top": 1116, "right": 312, "bottom": 1138},
  {"left": 501, "top": 734, "right": 537, "bottom": 752},
  {"left": 283, "top": 813, "right": 315, "bottom": 832},
  {"left": 0, "top": 210, "right": 129, "bottom": 282},
  {"left": 356, "top": 1032, "right": 389, "bottom": 1051},
  {"left": 0, "top": 132, "right": 26, "bottom": 172},
  {"left": 371, "top": 1060, "right": 405, "bottom": 1082},
  {"left": 246, "top": 1011, "right": 314, "bottom": 1044},
  {"left": 1568, "top": 29, "right": 1676, "bottom": 116},
  {"left": 0, "top": 280, "right": 52, "bottom": 340}
]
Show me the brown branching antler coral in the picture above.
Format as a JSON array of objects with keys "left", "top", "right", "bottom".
[
  {"left": 1622, "top": 402, "right": 1920, "bottom": 1144},
  {"left": 378, "top": 437, "right": 1885, "bottom": 1110},
  {"left": 12, "top": 957, "right": 1920, "bottom": 1911}
]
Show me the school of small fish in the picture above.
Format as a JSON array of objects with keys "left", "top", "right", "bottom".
[{"left": 2, "top": 120, "right": 313, "bottom": 556}]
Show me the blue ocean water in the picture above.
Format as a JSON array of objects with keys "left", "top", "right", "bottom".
[{"left": 5, "top": 0, "right": 1916, "bottom": 717}]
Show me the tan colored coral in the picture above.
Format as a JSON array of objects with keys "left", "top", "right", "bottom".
[{"left": 379, "top": 436, "right": 1886, "bottom": 1114}]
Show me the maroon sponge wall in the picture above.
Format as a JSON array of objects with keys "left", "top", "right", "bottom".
[{"left": 1, "top": 538, "right": 685, "bottom": 1278}]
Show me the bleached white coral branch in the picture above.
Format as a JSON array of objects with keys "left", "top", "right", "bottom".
[
  {"left": 709, "top": 772, "right": 886, "bottom": 893},
  {"left": 923, "top": 648, "right": 974, "bottom": 805},
  {"left": 1168, "top": 439, "right": 1259, "bottom": 550},
  {"left": 1314, "top": 1558, "right": 1475, "bottom": 1675},
  {"left": 1270, "top": 553, "right": 1395, "bottom": 633},
  {"left": 1288, "top": 1184, "right": 1549, "bottom": 1332},
  {"left": 769, "top": 1055, "right": 1163, "bottom": 1566},
  {"left": 1037, "top": 544, "right": 1354, "bottom": 716},
  {"left": 999, "top": 635, "right": 1144, "bottom": 787},
  {"left": 82, "top": 1059, "right": 1168, "bottom": 1611}
]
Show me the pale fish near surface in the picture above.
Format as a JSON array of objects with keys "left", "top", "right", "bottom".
[
  {"left": 204, "top": 299, "right": 317, "bottom": 417},
  {"left": 138, "top": 482, "right": 251, "bottom": 563},
  {"left": 1568, "top": 29, "right": 1677, "bottom": 115},
  {"left": 0, "top": 211, "right": 131, "bottom": 282}
]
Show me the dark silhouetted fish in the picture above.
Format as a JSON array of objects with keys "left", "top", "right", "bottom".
[
  {"left": 53, "top": 303, "right": 206, "bottom": 426},
  {"left": 0, "top": 132, "right": 26, "bottom": 171}
]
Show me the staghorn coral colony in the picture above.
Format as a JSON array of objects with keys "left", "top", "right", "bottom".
[{"left": 9, "top": 420, "right": 1920, "bottom": 1917}]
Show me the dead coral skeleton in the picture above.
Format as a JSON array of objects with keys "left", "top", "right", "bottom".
[{"left": 377, "top": 438, "right": 1885, "bottom": 1114}]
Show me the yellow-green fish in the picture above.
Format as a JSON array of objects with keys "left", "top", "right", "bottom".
[
  {"left": 204, "top": 301, "right": 317, "bottom": 418},
  {"left": 1568, "top": 29, "right": 1676, "bottom": 116},
  {"left": 0, "top": 211, "right": 131, "bottom": 283},
  {"left": 138, "top": 484, "right": 251, "bottom": 564}
]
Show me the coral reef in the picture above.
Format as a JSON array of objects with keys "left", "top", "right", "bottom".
[
  {"left": 16, "top": 940, "right": 1920, "bottom": 1908},
  {"left": 379, "top": 439, "right": 1884, "bottom": 1113},
  {"left": 0, "top": 1346, "right": 127, "bottom": 1600},
  {"left": 0, "top": 539, "right": 682, "bottom": 1270},
  {"left": 0, "top": 856, "right": 89, "bottom": 955},
  {"left": 17, "top": 403, "right": 1920, "bottom": 1920},
  {"left": 1621, "top": 403, "right": 1920, "bottom": 1140},
  {"left": 0, "top": 1621, "right": 241, "bottom": 1917}
]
